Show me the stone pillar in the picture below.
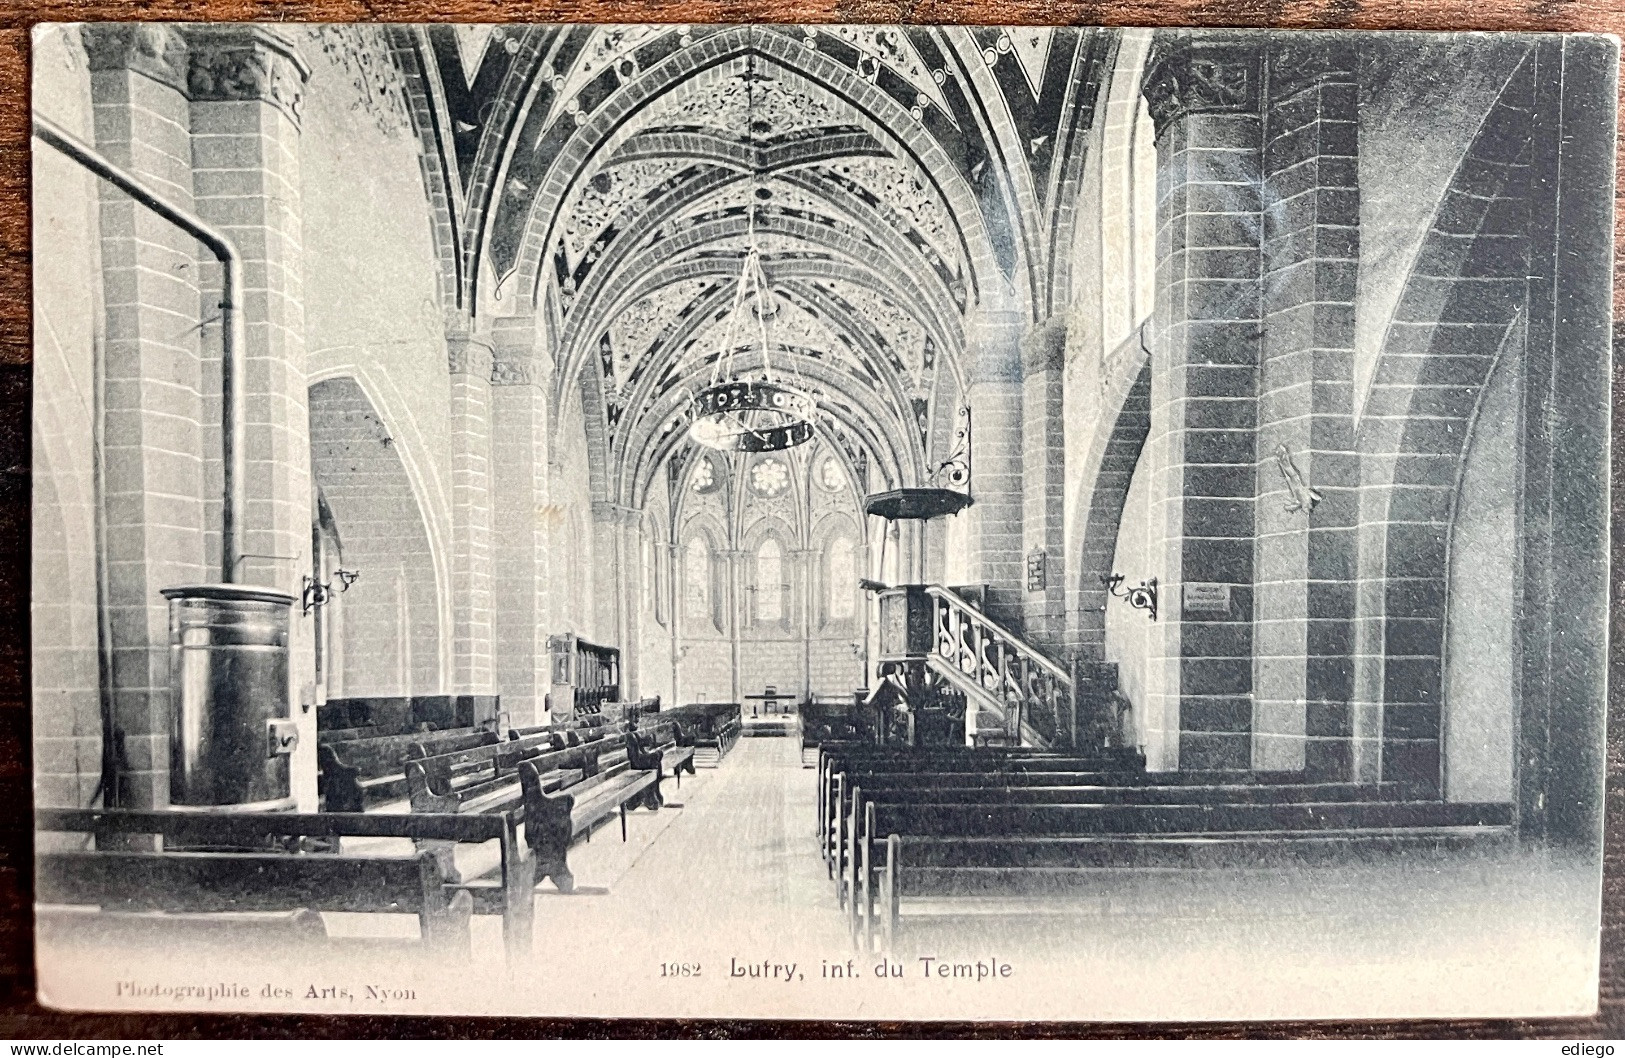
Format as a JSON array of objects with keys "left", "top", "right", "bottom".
[
  {"left": 723, "top": 548, "right": 745, "bottom": 704},
  {"left": 447, "top": 330, "right": 496, "bottom": 695},
  {"left": 490, "top": 316, "right": 551, "bottom": 727},
  {"left": 1519, "top": 37, "right": 1613, "bottom": 841},
  {"left": 965, "top": 310, "right": 1025, "bottom": 624},
  {"left": 1253, "top": 40, "right": 1360, "bottom": 777},
  {"left": 793, "top": 545, "right": 817, "bottom": 696},
  {"left": 1021, "top": 317, "right": 1068, "bottom": 650},
  {"left": 83, "top": 25, "right": 205, "bottom": 809},
  {"left": 1142, "top": 32, "right": 1264, "bottom": 771},
  {"left": 591, "top": 501, "right": 643, "bottom": 698},
  {"left": 665, "top": 540, "right": 682, "bottom": 704},
  {"left": 184, "top": 25, "right": 314, "bottom": 802},
  {"left": 860, "top": 538, "right": 877, "bottom": 686}
]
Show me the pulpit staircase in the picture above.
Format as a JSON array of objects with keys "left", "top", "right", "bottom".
[{"left": 871, "top": 585, "right": 1120, "bottom": 750}]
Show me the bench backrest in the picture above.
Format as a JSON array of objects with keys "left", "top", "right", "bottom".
[
  {"left": 507, "top": 715, "right": 612, "bottom": 739},
  {"left": 410, "top": 728, "right": 562, "bottom": 777},
  {"left": 38, "top": 848, "right": 444, "bottom": 916},
  {"left": 36, "top": 807, "right": 511, "bottom": 845},
  {"left": 835, "top": 769, "right": 1318, "bottom": 787},
  {"left": 317, "top": 725, "right": 388, "bottom": 745},
  {"left": 845, "top": 781, "right": 1409, "bottom": 806},
  {"left": 660, "top": 702, "right": 742, "bottom": 736},
  {"left": 865, "top": 799, "right": 1515, "bottom": 836},
  {"left": 323, "top": 726, "right": 487, "bottom": 778},
  {"left": 404, "top": 729, "right": 503, "bottom": 762}
]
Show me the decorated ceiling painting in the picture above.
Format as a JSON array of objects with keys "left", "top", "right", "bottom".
[{"left": 395, "top": 24, "right": 1112, "bottom": 508}]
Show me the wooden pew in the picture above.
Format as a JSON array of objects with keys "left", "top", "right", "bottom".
[
  {"left": 517, "top": 738, "right": 662, "bottom": 893},
  {"left": 38, "top": 848, "right": 470, "bottom": 955},
  {"left": 38, "top": 905, "right": 330, "bottom": 950},
  {"left": 842, "top": 790, "right": 1516, "bottom": 951},
  {"left": 318, "top": 726, "right": 492, "bottom": 811},
  {"left": 626, "top": 721, "right": 697, "bottom": 804},
  {"left": 829, "top": 778, "right": 1407, "bottom": 897},
  {"left": 505, "top": 715, "right": 613, "bottom": 742},
  {"left": 402, "top": 724, "right": 630, "bottom": 839},
  {"left": 817, "top": 748, "right": 1152, "bottom": 865},
  {"left": 666, "top": 703, "right": 742, "bottom": 764},
  {"left": 800, "top": 697, "right": 865, "bottom": 764},
  {"left": 317, "top": 724, "right": 389, "bottom": 745},
  {"left": 821, "top": 766, "right": 1352, "bottom": 857},
  {"left": 35, "top": 808, "right": 536, "bottom": 960},
  {"left": 402, "top": 721, "right": 634, "bottom": 816},
  {"left": 407, "top": 723, "right": 652, "bottom": 809}
]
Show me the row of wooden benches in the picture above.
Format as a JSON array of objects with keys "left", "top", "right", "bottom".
[
  {"left": 407, "top": 720, "right": 697, "bottom": 893},
  {"left": 816, "top": 744, "right": 1516, "bottom": 951},
  {"left": 37, "top": 807, "right": 527, "bottom": 960},
  {"left": 653, "top": 702, "right": 743, "bottom": 763},
  {"left": 37, "top": 721, "right": 702, "bottom": 959},
  {"left": 316, "top": 698, "right": 744, "bottom": 812},
  {"left": 318, "top": 711, "right": 634, "bottom": 811}
]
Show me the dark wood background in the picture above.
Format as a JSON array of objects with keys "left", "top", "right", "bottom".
[{"left": 0, "top": 2, "right": 1618, "bottom": 1040}]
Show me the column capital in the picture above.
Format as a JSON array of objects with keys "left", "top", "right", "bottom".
[
  {"left": 491, "top": 315, "right": 552, "bottom": 388},
  {"left": 81, "top": 24, "right": 190, "bottom": 95},
  {"left": 1265, "top": 38, "right": 1359, "bottom": 104},
  {"left": 447, "top": 335, "right": 495, "bottom": 379},
  {"left": 1021, "top": 317, "right": 1068, "bottom": 375},
  {"left": 184, "top": 25, "right": 312, "bottom": 128},
  {"left": 492, "top": 351, "right": 546, "bottom": 387},
  {"left": 1141, "top": 31, "right": 1264, "bottom": 140}
]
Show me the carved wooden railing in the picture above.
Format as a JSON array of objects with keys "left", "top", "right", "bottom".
[{"left": 923, "top": 586, "right": 1071, "bottom": 748}]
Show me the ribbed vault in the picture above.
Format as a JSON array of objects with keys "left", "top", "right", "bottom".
[{"left": 394, "top": 23, "right": 1113, "bottom": 512}]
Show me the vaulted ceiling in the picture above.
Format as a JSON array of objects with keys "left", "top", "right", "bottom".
[{"left": 391, "top": 24, "right": 1116, "bottom": 509}]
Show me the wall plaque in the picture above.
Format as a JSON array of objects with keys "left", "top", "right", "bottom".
[{"left": 1182, "top": 582, "right": 1232, "bottom": 615}]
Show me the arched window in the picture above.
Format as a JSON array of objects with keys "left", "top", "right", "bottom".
[
  {"left": 827, "top": 535, "right": 856, "bottom": 621},
  {"left": 755, "top": 537, "right": 783, "bottom": 623},
  {"left": 684, "top": 537, "right": 711, "bottom": 624}
]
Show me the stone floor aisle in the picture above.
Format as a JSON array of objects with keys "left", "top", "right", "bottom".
[{"left": 531, "top": 736, "right": 855, "bottom": 974}]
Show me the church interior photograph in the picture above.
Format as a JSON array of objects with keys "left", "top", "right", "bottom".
[{"left": 27, "top": 21, "right": 1615, "bottom": 1021}]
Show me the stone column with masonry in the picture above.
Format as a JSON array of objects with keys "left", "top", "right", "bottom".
[
  {"left": 1021, "top": 317, "right": 1068, "bottom": 651},
  {"left": 447, "top": 329, "right": 497, "bottom": 696},
  {"left": 1252, "top": 39, "right": 1361, "bottom": 778},
  {"left": 184, "top": 25, "right": 316, "bottom": 801},
  {"left": 964, "top": 310, "right": 1025, "bottom": 626},
  {"left": 83, "top": 24, "right": 206, "bottom": 809},
  {"left": 1141, "top": 32, "right": 1264, "bottom": 771},
  {"left": 491, "top": 315, "right": 551, "bottom": 727}
]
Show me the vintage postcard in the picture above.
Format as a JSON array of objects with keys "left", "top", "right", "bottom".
[{"left": 28, "top": 22, "right": 1617, "bottom": 1021}]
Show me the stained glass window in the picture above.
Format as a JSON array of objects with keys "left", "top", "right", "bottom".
[
  {"left": 750, "top": 457, "right": 789, "bottom": 497},
  {"left": 820, "top": 456, "right": 846, "bottom": 492},
  {"left": 691, "top": 456, "right": 715, "bottom": 492}
]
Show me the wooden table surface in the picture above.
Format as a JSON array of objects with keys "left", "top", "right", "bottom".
[{"left": 0, "top": 0, "right": 1618, "bottom": 1040}]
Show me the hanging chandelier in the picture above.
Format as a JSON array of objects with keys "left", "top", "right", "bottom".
[{"left": 686, "top": 41, "right": 815, "bottom": 454}]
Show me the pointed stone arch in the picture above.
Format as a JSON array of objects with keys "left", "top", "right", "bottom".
[
  {"left": 308, "top": 376, "right": 446, "bottom": 698},
  {"left": 1352, "top": 59, "right": 1535, "bottom": 794},
  {"left": 1070, "top": 346, "right": 1152, "bottom": 661}
]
